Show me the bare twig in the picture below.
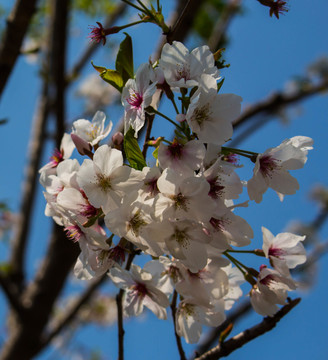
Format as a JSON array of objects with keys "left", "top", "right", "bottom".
[
  {"left": 195, "top": 298, "right": 301, "bottom": 360},
  {"left": 171, "top": 291, "right": 187, "bottom": 360},
  {"left": 0, "top": 0, "right": 39, "bottom": 99}
]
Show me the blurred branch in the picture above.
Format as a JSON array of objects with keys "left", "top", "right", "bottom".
[
  {"left": 195, "top": 298, "right": 301, "bottom": 360},
  {"left": 233, "top": 78, "right": 328, "bottom": 129},
  {"left": 39, "top": 273, "right": 108, "bottom": 351},
  {"left": 9, "top": 80, "right": 50, "bottom": 289},
  {"left": 0, "top": 272, "right": 25, "bottom": 317},
  {"left": 207, "top": 0, "right": 241, "bottom": 52},
  {"left": 0, "top": 225, "right": 80, "bottom": 360},
  {"left": 0, "top": 0, "right": 39, "bottom": 100},
  {"left": 49, "top": 0, "right": 69, "bottom": 147}
]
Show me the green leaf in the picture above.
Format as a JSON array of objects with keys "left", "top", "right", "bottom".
[
  {"left": 116, "top": 33, "right": 134, "bottom": 85},
  {"left": 217, "top": 78, "right": 225, "bottom": 92},
  {"left": 92, "top": 61, "right": 123, "bottom": 92},
  {"left": 124, "top": 127, "right": 147, "bottom": 170},
  {"left": 100, "top": 69, "right": 124, "bottom": 92},
  {"left": 152, "top": 146, "right": 159, "bottom": 160}
]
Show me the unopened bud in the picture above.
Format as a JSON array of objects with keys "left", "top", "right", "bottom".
[
  {"left": 147, "top": 136, "right": 164, "bottom": 147},
  {"left": 176, "top": 114, "right": 186, "bottom": 123},
  {"left": 112, "top": 132, "right": 124, "bottom": 146},
  {"left": 71, "top": 133, "right": 93, "bottom": 158}
]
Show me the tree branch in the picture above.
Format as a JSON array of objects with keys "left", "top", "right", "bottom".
[
  {"left": 171, "top": 291, "right": 187, "bottom": 360},
  {"left": 207, "top": 0, "right": 241, "bottom": 52},
  {"left": 0, "top": 0, "right": 39, "bottom": 99},
  {"left": 233, "top": 78, "right": 328, "bottom": 129},
  {"left": 38, "top": 273, "right": 108, "bottom": 351},
  {"left": 0, "top": 272, "right": 25, "bottom": 317},
  {"left": 192, "top": 301, "right": 252, "bottom": 359},
  {"left": 195, "top": 298, "right": 301, "bottom": 360}
]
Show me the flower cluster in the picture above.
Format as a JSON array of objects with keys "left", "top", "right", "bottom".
[{"left": 40, "top": 41, "right": 312, "bottom": 343}]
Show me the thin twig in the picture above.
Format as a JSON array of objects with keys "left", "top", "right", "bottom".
[
  {"left": 171, "top": 291, "right": 187, "bottom": 360},
  {"left": 115, "top": 248, "right": 137, "bottom": 360},
  {"left": 195, "top": 298, "right": 301, "bottom": 360}
]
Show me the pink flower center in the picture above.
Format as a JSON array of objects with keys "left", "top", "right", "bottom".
[
  {"left": 269, "top": 247, "right": 285, "bottom": 258},
  {"left": 132, "top": 282, "right": 148, "bottom": 298},
  {"left": 259, "top": 155, "right": 280, "bottom": 178},
  {"left": 127, "top": 91, "right": 143, "bottom": 109},
  {"left": 144, "top": 177, "right": 159, "bottom": 195},
  {"left": 64, "top": 224, "right": 83, "bottom": 242},
  {"left": 208, "top": 177, "right": 225, "bottom": 199},
  {"left": 209, "top": 217, "right": 229, "bottom": 232},
  {"left": 167, "top": 142, "right": 184, "bottom": 159},
  {"left": 50, "top": 148, "right": 63, "bottom": 168}
]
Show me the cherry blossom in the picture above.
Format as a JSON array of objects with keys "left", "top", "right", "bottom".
[
  {"left": 247, "top": 136, "right": 313, "bottom": 203},
  {"left": 122, "top": 63, "right": 157, "bottom": 137},
  {"left": 109, "top": 264, "right": 170, "bottom": 319}
]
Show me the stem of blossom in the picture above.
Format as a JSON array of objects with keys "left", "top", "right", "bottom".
[
  {"left": 148, "top": 106, "right": 184, "bottom": 131},
  {"left": 117, "top": 19, "right": 147, "bottom": 32},
  {"left": 115, "top": 247, "right": 137, "bottom": 360},
  {"left": 171, "top": 290, "right": 187, "bottom": 360},
  {"left": 170, "top": 96, "right": 180, "bottom": 114},
  {"left": 223, "top": 252, "right": 247, "bottom": 276},
  {"left": 226, "top": 249, "right": 266, "bottom": 257},
  {"left": 121, "top": 0, "right": 145, "bottom": 13},
  {"left": 222, "top": 146, "right": 259, "bottom": 159}
]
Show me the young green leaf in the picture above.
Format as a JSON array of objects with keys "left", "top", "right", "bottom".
[
  {"left": 123, "top": 127, "right": 147, "bottom": 170},
  {"left": 116, "top": 33, "right": 134, "bottom": 85}
]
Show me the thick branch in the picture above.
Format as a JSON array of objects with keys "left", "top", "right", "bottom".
[
  {"left": 195, "top": 298, "right": 301, "bottom": 360},
  {"left": 0, "top": 225, "right": 80, "bottom": 360},
  {"left": 9, "top": 81, "right": 50, "bottom": 289},
  {"left": 0, "top": 0, "right": 39, "bottom": 99},
  {"left": 0, "top": 272, "right": 25, "bottom": 317},
  {"left": 39, "top": 273, "right": 108, "bottom": 351}
]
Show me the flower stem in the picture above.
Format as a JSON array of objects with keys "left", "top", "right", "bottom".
[
  {"left": 150, "top": 107, "right": 184, "bottom": 131},
  {"left": 224, "top": 252, "right": 247, "bottom": 276}
]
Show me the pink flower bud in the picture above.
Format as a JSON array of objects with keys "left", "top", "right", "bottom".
[
  {"left": 112, "top": 132, "right": 124, "bottom": 146},
  {"left": 71, "top": 133, "right": 93, "bottom": 156},
  {"left": 176, "top": 114, "right": 186, "bottom": 123}
]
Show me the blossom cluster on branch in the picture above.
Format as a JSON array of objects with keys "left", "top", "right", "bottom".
[{"left": 39, "top": 39, "right": 312, "bottom": 344}]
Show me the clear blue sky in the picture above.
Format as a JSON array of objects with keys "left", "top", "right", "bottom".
[{"left": 0, "top": 0, "right": 328, "bottom": 359}]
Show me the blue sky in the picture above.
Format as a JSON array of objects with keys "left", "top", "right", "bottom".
[{"left": 1, "top": 0, "right": 328, "bottom": 359}]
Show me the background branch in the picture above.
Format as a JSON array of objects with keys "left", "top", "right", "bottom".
[{"left": 0, "top": 0, "right": 39, "bottom": 99}]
